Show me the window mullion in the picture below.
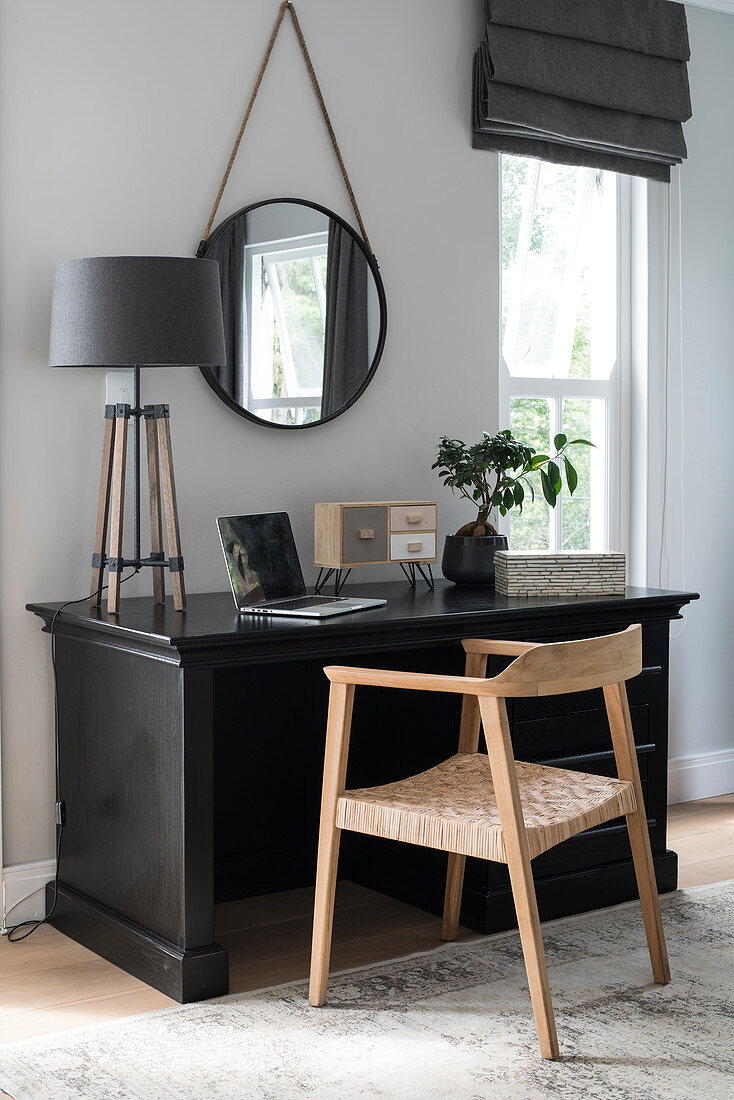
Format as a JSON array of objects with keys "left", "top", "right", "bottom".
[
  {"left": 553, "top": 397, "right": 563, "bottom": 551},
  {"left": 508, "top": 378, "right": 612, "bottom": 398}
]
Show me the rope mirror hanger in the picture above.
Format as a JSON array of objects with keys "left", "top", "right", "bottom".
[{"left": 196, "top": 0, "right": 373, "bottom": 259}]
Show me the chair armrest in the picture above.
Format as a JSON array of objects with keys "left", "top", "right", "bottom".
[
  {"left": 324, "top": 666, "right": 492, "bottom": 696},
  {"left": 462, "top": 638, "right": 540, "bottom": 656}
]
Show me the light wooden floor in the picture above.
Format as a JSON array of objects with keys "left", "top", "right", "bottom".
[{"left": 1, "top": 794, "right": 731, "bottom": 1046}]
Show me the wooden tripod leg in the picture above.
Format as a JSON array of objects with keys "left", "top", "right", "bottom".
[
  {"left": 145, "top": 409, "right": 165, "bottom": 605},
  {"left": 90, "top": 406, "right": 116, "bottom": 606},
  {"left": 156, "top": 405, "right": 186, "bottom": 612},
  {"left": 479, "top": 695, "right": 559, "bottom": 1060},
  {"left": 107, "top": 405, "right": 130, "bottom": 615},
  {"left": 443, "top": 650, "right": 488, "bottom": 941}
]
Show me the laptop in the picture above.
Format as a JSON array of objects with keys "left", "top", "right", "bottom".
[{"left": 217, "top": 512, "right": 387, "bottom": 618}]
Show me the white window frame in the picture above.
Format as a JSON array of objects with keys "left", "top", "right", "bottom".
[
  {"left": 628, "top": 173, "right": 681, "bottom": 589},
  {"left": 498, "top": 161, "right": 633, "bottom": 556},
  {"left": 245, "top": 231, "right": 328, "bottom": 424}
]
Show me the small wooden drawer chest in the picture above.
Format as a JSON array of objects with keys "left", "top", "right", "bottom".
[{"left": 314, "top": 501, "right": 438, "bottom": 568}]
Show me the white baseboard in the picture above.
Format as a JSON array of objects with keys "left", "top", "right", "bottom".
[
  {"left": 1, "top": 859, "right": 55, "bottom": 929},
  {"left": 668, "top": 748, "right": 734, "bottom": 805}
]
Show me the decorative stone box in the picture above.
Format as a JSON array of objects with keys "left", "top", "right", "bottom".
[{"left": 494, "top": 550, "right": 626, "bottom": 597}]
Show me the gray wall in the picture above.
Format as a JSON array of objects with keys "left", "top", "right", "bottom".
[
  {"left": 669, "top": 7, "right": 734, "bottom": 767},
  {"left": 1, "top": 0, "right": 732, "bottom": 868},
  {"left": 0, "top": 0, "right": 497, "bottom": 866}
]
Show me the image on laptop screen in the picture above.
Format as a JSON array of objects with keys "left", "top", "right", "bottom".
[{"left": 218, "top": 513, "right": 306, "bottom": 606}]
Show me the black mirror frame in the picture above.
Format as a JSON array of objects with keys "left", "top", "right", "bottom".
[{"left": 199, "top": 197, "right": 387, "bottom": 431}]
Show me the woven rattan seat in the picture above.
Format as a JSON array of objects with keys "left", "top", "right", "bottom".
[{"left": 337, "top": 753, "right": 636, "bottom": 863}]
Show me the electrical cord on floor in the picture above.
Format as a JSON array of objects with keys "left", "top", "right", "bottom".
[{"left": 3, "top": 568, "right": 140, "bottom": 943}]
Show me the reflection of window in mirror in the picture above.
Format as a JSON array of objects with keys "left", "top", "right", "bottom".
[{"left": 247, "top": 233, "right": 328, "bottom": 426}]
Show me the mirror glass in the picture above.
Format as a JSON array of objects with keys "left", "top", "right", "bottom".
[{"left": 201, "top": 199, "right": 386, "bottom": 429}]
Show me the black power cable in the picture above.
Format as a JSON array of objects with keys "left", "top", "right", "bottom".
[{"left": 5, "top": 569, "right": 140, "bottom": 942}]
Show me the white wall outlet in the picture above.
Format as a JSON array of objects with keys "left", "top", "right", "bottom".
[{"left": 105, "top": 370, "right": 135, "bottom": 408}]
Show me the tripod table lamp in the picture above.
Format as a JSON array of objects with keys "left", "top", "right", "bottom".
[{"left": 49, "top": 256, "right": 226, "bottom": 614}]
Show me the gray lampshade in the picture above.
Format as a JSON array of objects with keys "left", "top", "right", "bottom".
[{"left": 49, "top": 256, "right": 226, "bottom": 367}]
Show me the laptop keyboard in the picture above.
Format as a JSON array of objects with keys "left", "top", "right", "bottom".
[{"left": 264, "top": 596, "right": 344, "bottom": 610}]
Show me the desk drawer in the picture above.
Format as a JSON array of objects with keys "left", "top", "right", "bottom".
[
  {"left": 390, "top": 532, "right": 436, "bottom": 561},
  {"left": 390, "top": 505, "right": 436, "bottom": 532},
  {"left": 342, "top": 506, "right": 388, "bottom": 563}
]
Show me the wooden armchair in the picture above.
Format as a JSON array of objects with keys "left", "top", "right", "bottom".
[{"left": 308, "top": 625, "right": 669, "bottom": 1060}]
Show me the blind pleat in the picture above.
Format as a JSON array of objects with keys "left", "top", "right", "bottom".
[
  {"left": 473, "top": 130, "right": 673, "bottom": 182},
  {"left": 474, "top": 0, "right": 692, "bottom": 181},
  {"left": 474, "top": 51, "right": 688, "bottom": 160},
  {"left": 486, "top": 24, "right": 691, "bottom": 123},
  {"left": 487, "top": 0, "right": 690, "bottom": 60}
]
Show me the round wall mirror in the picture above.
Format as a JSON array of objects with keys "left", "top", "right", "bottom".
[{"left": 200, "top": 198, "right": 387, "bottom": 429}]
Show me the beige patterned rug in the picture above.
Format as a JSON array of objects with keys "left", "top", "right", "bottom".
[{"left": 0, "top": 883, "right": 732, "bottom": 1099}]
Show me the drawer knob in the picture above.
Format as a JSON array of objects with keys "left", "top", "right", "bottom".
[
  {"left": 406, "top": 513, "right": 422, "bottom": 524},
  {"left": 358, "top": 529, "right": 375, "bottom": 540},
  {"left": 407, "top": 541, "right": 423, "bottom": 552}
]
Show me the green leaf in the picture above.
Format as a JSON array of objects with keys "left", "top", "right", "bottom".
[
  {"left": 547, "top": 460, "right": 562, "bottom": 493},
  {"left": 540, "top": 469, "right": 556, "bottom": 507},
  {"left": 530, "top": 454, "right": 549, "bottom": 469},
  {"left": 503, "top": 487, "right": 514, "bottom": 510},
  {"left": 568, "top": 438, "right": 594, "bottom": 447},
  {"left": 553, "top": 433, "right": 567, "bottom": 451},
  {"left": 563, "top": 457, "right": 578, "bottom": 495}
]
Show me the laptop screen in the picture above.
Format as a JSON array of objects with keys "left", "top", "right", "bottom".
[{"left": 217, "top": 513, "right": 306, "bottom": 606}]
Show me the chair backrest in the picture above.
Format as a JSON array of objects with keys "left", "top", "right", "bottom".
[{"left": 489, "top": 625, "right": 642, "bottom": 698}]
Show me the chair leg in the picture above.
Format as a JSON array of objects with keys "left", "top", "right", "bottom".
[
  {"left": 626, "top": 806, "right": 671, "bottom": 984},
  {"left": 604, "top": 683, "right": 670, "bottom": 985},
  {"left": 442, "top": 854, "right": 465, "bottom": 941},
  {"left": 479, "top": 695, "right": 559, "bottom": 1060},
  {"left": 309, "top": 681, "right": 355, "bottom": 1007},
  {"left": 309, "top": 820, "right": 342, "bottom": 1006},
  {"left": 442, "top": 651, "right": 487, "bottom": 942},
  {"left": 504, "top": 839, "right": 559, "bottom": 1059}
]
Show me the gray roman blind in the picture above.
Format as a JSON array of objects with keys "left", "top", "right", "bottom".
[{"left": 473, "top": 0, "right": 691, "bottom": 181}]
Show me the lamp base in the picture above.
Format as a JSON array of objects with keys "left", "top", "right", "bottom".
[{"left": 91, "top": 402, "right": 186, "bottom": 614}]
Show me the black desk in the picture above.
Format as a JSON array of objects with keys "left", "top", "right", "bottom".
[{"left": 28, "top": 582, "right": 697, "bottom": 1003}]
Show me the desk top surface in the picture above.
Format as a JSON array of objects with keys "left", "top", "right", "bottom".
[{"left": 28, "top": 581, "right": 699, "bottom": 661}]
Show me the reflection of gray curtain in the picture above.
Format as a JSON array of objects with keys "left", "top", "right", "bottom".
[
  {"left": 206, "top": 216, "right": 246, "bottom": 399},
  {"left": 321, "top": 221, "right": 369, "bottom": 417}
]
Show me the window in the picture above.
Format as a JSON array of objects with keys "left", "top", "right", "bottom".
[
  {"left": 247, "top": 231, "right": 328, "bottom": 426},
  {"left": 500, "top": 156, "right": 628, "bottom": 552}
]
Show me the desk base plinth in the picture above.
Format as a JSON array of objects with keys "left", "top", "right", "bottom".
[{"left": 45, "top": 882, "right": 229, "bottom": 1003}]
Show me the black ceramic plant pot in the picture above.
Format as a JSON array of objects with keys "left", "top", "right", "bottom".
[{"left": 441, "top": 534, "right": 509, "bottom": 587}]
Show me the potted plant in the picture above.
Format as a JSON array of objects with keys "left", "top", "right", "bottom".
[{"left": 433, "top": 429, "right": 592, "bottom": 586}]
